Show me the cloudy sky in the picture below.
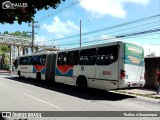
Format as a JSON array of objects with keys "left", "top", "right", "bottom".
[{"left": 0, "top": 0, "right": 160, "bottom": 56}]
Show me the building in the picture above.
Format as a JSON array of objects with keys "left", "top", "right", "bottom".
[{"left": 145, "top": 57, "right": 160, "bottom": 88}]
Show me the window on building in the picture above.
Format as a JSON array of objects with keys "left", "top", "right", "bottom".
[{"left": 79, "top": 48, "right": 96, "bottom": 65}]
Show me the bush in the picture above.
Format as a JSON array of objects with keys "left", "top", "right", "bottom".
[{"left": 0, "top": 64, "right": 9, "bottom": 70}]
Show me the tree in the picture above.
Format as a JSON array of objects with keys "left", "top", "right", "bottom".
[
  {"left": 10, "top": 31, "right": 30, "bottom": 38},
  {"left": 3, "top": 31, "right": 30, "bottom": 37},
  {"left": 0, "top": 31, "right": 31, "bottom": 69},
  {"left": 3, "top": 31, "right": 9, "bottom": 34},
  {"left": 0, "top": 0, "right": 65, "bottom": 24},
  {"left": 0, "top": 45, "right": 10, "bottom": 70}
]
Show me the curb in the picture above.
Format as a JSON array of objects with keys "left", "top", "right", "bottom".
[{"left": 112, "top": 90, "right": 160, "bottom": 99}]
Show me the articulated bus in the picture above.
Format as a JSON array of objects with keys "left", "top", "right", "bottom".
[{"left": 14, "top": 41, "right": 145, "bottom": 90}]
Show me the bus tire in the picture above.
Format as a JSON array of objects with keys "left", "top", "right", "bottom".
[
  {"left": 76, "top": 76, "right": 87, "bottom": 89},
  {"left": 18, "top": 71, "right": 21, "bottom": 78},
  {"left": 36, "top": 72, "right": 41, "bottom": 81}
]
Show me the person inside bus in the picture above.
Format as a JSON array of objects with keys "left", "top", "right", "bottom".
[
  {"left": 155, "top": 71, "right": 160, "bottom": 94},
  {"left": 109, "top": 54, "right": 114, "bottom": 64}
]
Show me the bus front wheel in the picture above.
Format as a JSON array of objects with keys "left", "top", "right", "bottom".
[{"left": 18, "top": 71, "right": 21, "bottom": 78}]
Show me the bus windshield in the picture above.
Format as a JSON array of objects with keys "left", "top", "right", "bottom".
[{"left": 124, "top": 43, "right": 144, "bottom": 66}]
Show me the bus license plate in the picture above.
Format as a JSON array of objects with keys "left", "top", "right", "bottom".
[{"left": 132, "top": 83, "right": 137, "bottom": 86}]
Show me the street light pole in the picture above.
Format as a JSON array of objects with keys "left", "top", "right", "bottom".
[
  {"left": 80, "top": 20, "right": 82, "bottom": 47},
  {"left": 80, "top": 19, "right": 91, "bottom": 47}
]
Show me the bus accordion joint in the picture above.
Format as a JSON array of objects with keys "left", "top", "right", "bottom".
[{"left": 120, "top": 70, "right": 126, "bottom": 79}]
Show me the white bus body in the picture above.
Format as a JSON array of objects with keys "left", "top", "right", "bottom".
[{"left": 14, "top": 41, "right": 145, "bottom": 90}]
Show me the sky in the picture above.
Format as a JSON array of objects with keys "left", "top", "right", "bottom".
[{"left": 0, "top": 0, "right": 160, "bottom": 56}]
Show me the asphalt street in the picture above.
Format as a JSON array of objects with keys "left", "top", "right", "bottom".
[{"left": 0, "top": 73, "right": 159, "bottom": 120}]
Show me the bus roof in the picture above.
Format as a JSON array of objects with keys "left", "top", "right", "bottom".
[
  {"left": 58, "top": 41, "right": 122, "bottom": 53},
  {"left": 58, "top": 41, "right": 144, "bottom": 53},
  {"left": 17, "top": 50, "right": 57, "bottom": 58},
  {"left": 17, "top": 41, "right": 144, "bottom": 57}
]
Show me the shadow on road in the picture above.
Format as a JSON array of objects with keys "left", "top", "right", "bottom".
[{"left": 5, "top": 77, "right": 136, "bottom": 101}]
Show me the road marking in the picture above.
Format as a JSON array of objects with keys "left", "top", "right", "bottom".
[
  {"left": 22, "top": 93, "right": 59, "bottom": 109},
  {"left": 0, "top": 83, "right": 6, "bottom": 86}
]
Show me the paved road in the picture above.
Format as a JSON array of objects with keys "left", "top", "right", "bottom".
[{"left": 0, "top": 73, "right": 159, "bottom": 120}]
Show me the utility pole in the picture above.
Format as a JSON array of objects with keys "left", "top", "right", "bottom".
[
  {"left": 29, "top": 20, "right": 38, "bottom": 53},
  {"left": 79, "top": 19, "right": 90, "bottom": 47}
]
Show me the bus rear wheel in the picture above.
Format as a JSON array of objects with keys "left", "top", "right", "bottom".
[{"left": 77, "top": 76, "right": 87, "bottom": 90}]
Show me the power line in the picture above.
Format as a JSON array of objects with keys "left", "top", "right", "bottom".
[
  {"left": 56, "top": 28, "right": 160, "bottom": 47},
  {"left": 37, "top": 0, "right": 84, "bottom": 22},
  {"left": 40, "top": 14, "right": 160, "bottom": 43}
]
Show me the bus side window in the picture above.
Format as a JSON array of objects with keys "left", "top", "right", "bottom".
[
  {"left": 97, "top": 45, "right": 118, "bottom": 65},
  {"left": 79, "top": 48, "right": 96, "bottom": 65},
  {"left": 23, "top": 57, "right": 28, "bottom": 65},
  {"left": 32, "top": 55, "right": 39, "bottom": 65},
  {"left": 67, "top": 51, "right": 79, "bottom": 65},
  {"left": 19, "top": 57, "right": 23, "bottom": 65},
  {"left": 27, "top": 56, "right": 32, "bottom": 65},
  {"left": 57, "top": 53, "right": 66, "bottom": 65},
  {"left": 39, "top": 55, "right": 46, "bottom": 65}
]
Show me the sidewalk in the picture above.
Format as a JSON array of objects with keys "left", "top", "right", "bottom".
[
  {"left": 0, "top": 70, "right": 11, "bottom": 75},
  {"left": 0, "top": 69, "right": 16, "bottom": 77},
  {"left": 114, "top": 88, "right": 160, "bottom": 99}
]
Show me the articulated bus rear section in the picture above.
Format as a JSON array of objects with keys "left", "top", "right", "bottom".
[{"left": 118, "top": 42, "right": 145, "bottom": 89}]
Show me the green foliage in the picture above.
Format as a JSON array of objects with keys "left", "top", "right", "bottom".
[
  {"left": 0, "top": 45, "right": 10, "bottom": 53},
  {"left": 0, "top": 45, "right": 10, "bottom": 70},
  {"left": 0, "top": 30, "right": 31, "bottom": 69},
  {"left": 3, "top": 31, "right": 31, "bottom": 38},
  {"left": 0, "top": 0, "right": 65, "bottom": 24},
  {"left": 3, "top": 31, "right": 9, "bottom": 34}
]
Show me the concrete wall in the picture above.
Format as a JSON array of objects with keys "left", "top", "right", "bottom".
[{"left": 145, "top": 57, "right": 160, "bottom": 88}]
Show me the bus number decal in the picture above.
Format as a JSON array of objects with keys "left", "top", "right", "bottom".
[{"left": 102, "top": 71, "right": 111, "bottom": 75}]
